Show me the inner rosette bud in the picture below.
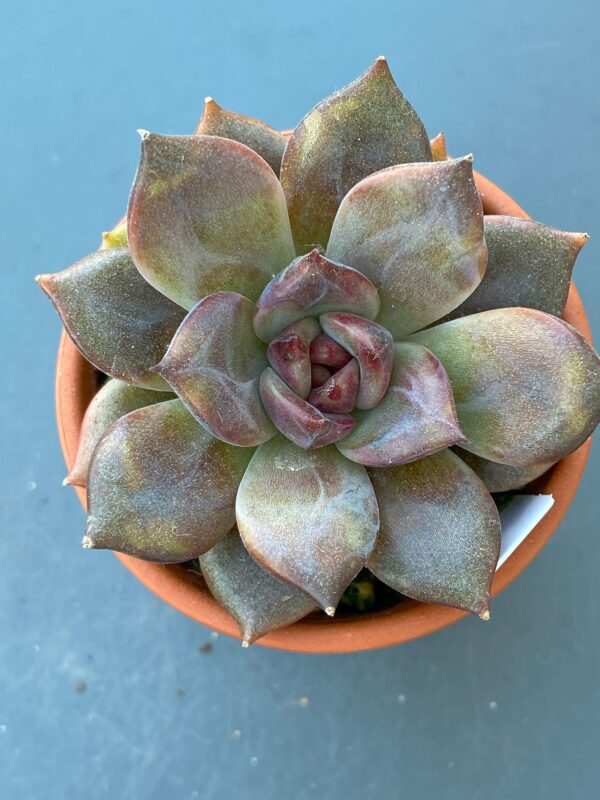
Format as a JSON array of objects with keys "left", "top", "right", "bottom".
[{"left": 254, "top": 251, "right": 393, "bottom": 449}]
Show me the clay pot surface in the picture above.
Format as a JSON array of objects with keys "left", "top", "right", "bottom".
[{"left": 55, "top": 170, "right": 593, "bottom": 653}]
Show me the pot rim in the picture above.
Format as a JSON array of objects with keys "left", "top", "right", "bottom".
[{"left": 55, "top": 169, "right": 593, "bottom": 653}]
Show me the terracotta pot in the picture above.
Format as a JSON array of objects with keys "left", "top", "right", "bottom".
[{"left": 55, "top": 169, "right": 593, "bottom": 653}]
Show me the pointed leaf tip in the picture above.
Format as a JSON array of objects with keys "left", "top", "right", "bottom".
[
  {"left": 200, "top": 528, "right": 317, "bottom": 643},
  {"left": 448, "top": 216, "right": 589, "bottom": 320},
  {"left": 236, "top": 437, "right": 379, "bottom": 611},
  {"left": 37, "top": 248, "right": 184, "bottom": 390},
  {"left": 281, "top": 59, "right": 431, "bottom": 251},
  {"left": 368, "top": 450, "right": 500, "bottom": 616},
  {"left": 430, "top": 132, "right": 447, "bottom": 161},
  {"left": 195, "top": 99, "right": 287, "bottom": 174}
]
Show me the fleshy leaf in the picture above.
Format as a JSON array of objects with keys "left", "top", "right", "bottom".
[
  {"left": 319, "top": 312, "right": 393, "bottom": 410},
  {"left": 195, "top": 97, "right": 287, "bottom": 174},
  {"left": 337, "top": 342, "right": 465, "bottom": 466},
  {"left": 309, "top": 334, "right": 352, "bottom": 369},
  {"left": 37, "top": 247, "right": 184, "bottom": 389},
  {"left": 311, "top": 364, "right": 332, "bottom": 387},
  {"left": 155, "top": 292, "right": 275, "bottom": 447},
  {"left": 446, "top": 216, "right": 589, "bottom": 319},
  {"left": 85, "top": 400, "right": 252, "bottom": 562},
  {"left": 259, "top": 367, "right": 354, "bottom": 449},
  {"left": 253, "top": 249, "right": 380, "bottom": 343},
  {"left": 100, "top": 219, "right": 128, "bottom": 249},
  {"left": 307, "top": 359, "right": 360, "bottom": 413},
  {"left": 128, "top": 133, "right": 295, "bottom": 309},
  {"left": 326, "top": 156, "right": 487, "bottom": 338},
  {"left": 453, "top": 447, "right": 556, "bottom": 493},
  {"left": 66, "top": 380, "right": 174, "bottom": 487},
  {"left": 236, "top": 436, "right": 379, "bottom": 612},
  {"left": 267, "top": 318, "right": 320, "bottom": 399},
  {"left": 411, "top": 308, "right": 600, "bottom": 466},
  {"left": 430, "top": 132, "right": 447, "bottom": 161},
  {"left": 280, "top": 57, "right": 431, "bottom": 252},
  {"left": 200, "top": 528, "right": 317, "bottom": 645},
  {"left": 368, "top": 449, "right": 501, "bottom": 617}
]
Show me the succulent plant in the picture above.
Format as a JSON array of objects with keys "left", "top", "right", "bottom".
[{"left": 38, "top": 57, "right": 600, "bottom": 645}]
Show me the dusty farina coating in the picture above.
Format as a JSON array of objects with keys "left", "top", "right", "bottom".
[{"left": 38, "top": 57, "right": 600, "bottom": 645}]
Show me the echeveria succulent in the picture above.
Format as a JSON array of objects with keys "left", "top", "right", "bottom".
[{"left": 38, "top": 58, "right": 600, "bottom": 645}]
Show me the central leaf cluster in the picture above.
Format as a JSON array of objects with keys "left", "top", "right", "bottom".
[{"left": 259, "top": 309, "right": 394, "bottom": 449}]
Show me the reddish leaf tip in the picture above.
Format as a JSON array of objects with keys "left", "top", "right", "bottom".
[
  {"left": 371, "top": 55, "right": 390, "bottom": 74},
  {"left": 35, "top": 273, "right": 52, "bottom": 289},
  {"left": 573, "top": 231, "right": 590, "bottom": 247},
  {"left": 430, "top": 132, "right": 447, "bottom": 161}
]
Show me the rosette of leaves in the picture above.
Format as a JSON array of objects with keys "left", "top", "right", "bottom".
[{"left": 38, "top": 57, "right": 600, "bottom": 645}]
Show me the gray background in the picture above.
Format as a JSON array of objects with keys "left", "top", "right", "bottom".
[{"left": 2, "top": 1, "right": 599, "bottom": 797}]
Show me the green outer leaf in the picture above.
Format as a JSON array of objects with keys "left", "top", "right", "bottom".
[
  {"left": 411, "top": 308, "right": 600, "bottom": 467},
  {"left": 337, "top": 342, "right": 465, "bottom": 466},
  {"left": 200, "top": 528, "right": 317, "bottom": 645},
  {"left": 155, "top": 292, "right": 275, "bottom": 447},
  {"left": 37, "top": 247, "right": 184, "bottom": 390},
  {"left": 66, "top": 379, "right": 174, "bottom": 488},
  {"left": 128, "top": 133, "right": 295, "bottom": 310},
  {"left": 195, "top": 97, "right": 287, "bottom": 174},
  {"left": 85, "top": 400, "right": 253, "bottom": 562},
  {"left": 452, "top": 447, "right": 556, "bottom": 493},
  {"left": 368, "top": 449, "right": 501, "bottom": 617},
  {"left": 327, "top": 157, "right": 487, "bottom": 339},
  {"left": 280, "top": 57, "right": 431, "bottom": 253},
  {"left": 446, "top": 216, "right": 589, "bottom": 320},
  {"left": 236, "top": 436, "right": 380, "bottom": 612}
]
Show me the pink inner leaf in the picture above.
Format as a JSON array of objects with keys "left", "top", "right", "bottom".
[
  {"left": 319, "top": 312, "right": 393, "bottom": 410},
  {"left": 253, "top": 249, "right": 379, "bottom": 343},
  {"left": 308, "top": 359, "right": 360, "bottom": 414},
  {"left": 266, "top": 318, "right": 320, "bottom": 399},
  {"left": 259, "top": 367, "right": 354, "bottom": 449}
]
